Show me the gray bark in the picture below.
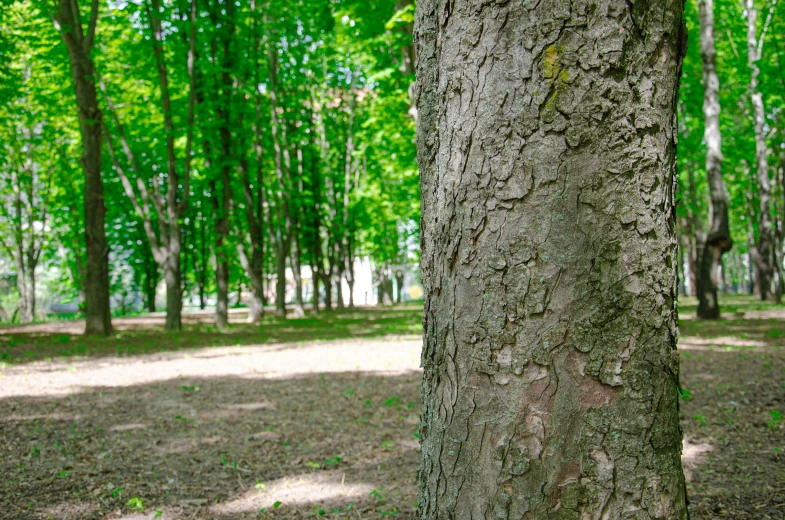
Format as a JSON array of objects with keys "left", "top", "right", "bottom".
[
  {"left": 696, "top": 0, "right": 732, "bottom": 319},
  {"left": 54, "top": 0, "right": 113, "bottom": 336},
  {"left": 746, "top": 0, "right": 774, "bottom": 300},
  {"left": 415, "top": 1, "right": 689, "bottom": 518}
]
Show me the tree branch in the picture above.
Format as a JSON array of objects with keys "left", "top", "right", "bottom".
[{"left": 83, "top": 0, "right": 100, "bottom": 52}]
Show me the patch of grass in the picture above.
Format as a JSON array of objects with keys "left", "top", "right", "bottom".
[{"left": 0, "top": 305, "right": 423, "bottom": 365}]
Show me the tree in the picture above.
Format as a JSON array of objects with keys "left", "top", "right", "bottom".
[
  {"left": 746, "top": 0, "right": 775, "bottom": 300},
  {"left": 415, "top": 1, "right": 689, "bottom": 517},
  {"left": 696, "top": 0, "right": 732, "bottom": 319},
  {"left": 51, "top": 0, "right": 113, "bottom": 335},
  {"left": 101, "top": 0, "right": 197, "bottom": 331}
]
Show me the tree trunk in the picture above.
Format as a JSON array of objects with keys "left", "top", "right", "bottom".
[
  {"left": 291, "top": 235, "right": 305, "bottom": 317},
  {"left": 311, "top": 262, "right": 321, "bottom": 312},
  {"left": 414, "top": 1, "right": 689, "bottom": 517},
  {"left": 322, "top": 271, "right": 332, "bottom": 310},
  {"left": 15, "top": 259, "right": 32, "bottom": 324},
  {"left": 239, "top": 243, "right": 266, "bottom": 324},
  {"left": 275, "top": 244, "right": 287, "bottom": 318},
  {"left": 395, "top": 269, "right": 404, "bottom": 304},
  {"left": 54, "top": 0, "right": 113, "bottom": 336},
  {"left": 144, "top": 258, "right": 158, "bottom": 312},
  {"left": 164, "top": 256, "right": 182, "bottom": 329},
  {"left": 696, "top": 0, "right": 732, "bottom": 319},
  {"left": 746, "top": 0, "right": 773, "bottom": 301},
  {"left": 335, "top": 276, "right": 345, "bottom": 309}
]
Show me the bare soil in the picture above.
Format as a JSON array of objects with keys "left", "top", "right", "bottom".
[{"left": 0, "top": 300, "right": 783, "bottom": 519}]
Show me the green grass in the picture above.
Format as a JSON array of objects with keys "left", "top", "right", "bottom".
[
  {"left": 0, "top": 305, "right": 423, "bottom": 365},
  {"left": 2, "top": 295, "right": 782, "bottom": 365}
]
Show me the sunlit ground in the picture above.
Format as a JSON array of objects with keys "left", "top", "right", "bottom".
[{"left": 0, "top": 297, "right": 783, "bottom": 519}]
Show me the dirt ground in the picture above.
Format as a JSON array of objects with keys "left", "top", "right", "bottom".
[{"left": 0, "top": 299, "right": 783, "bottom": 519}]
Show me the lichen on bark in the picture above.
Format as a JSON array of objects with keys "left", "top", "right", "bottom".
[{"left": 415, "top": 0, "right": 689, "bottom": 518}]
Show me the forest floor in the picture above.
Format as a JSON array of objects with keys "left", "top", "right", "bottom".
[{"left": 0, "top": 297, "right": 783, "bottom": 519}]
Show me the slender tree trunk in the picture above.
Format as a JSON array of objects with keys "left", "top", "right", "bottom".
[
  {"left": 198, "top": 208, "right": 207, "bottom": 310},
  {"left": 238, "top": 243, "right": 266, "bottom": 323},
  {"left": 144, "top": 257, "right": 158, "bottom": 312},
  {"left": 746, "top": 0, "right": 774, "bottom": 300},
  {"left": 697, "top": 0, "right": 732, "bottom": 319},
  {"left": 212, "top": 178, "right": 230, "bottom": 328},
  {"left": 415, "top": 1, "right": 689, "bottom": 517},
  {"left": 54, "top": 0, "right": 113, "bottom": 336},
  {"left": 322, "top": 271, "right": 332, "bottom": 310},
  {"left": 335, "top": 265, "right": 345, "bottom": 309},
  {"left": 394, "top": 268, "right": 404, "bottom": 304},
  {"left": 15, "top": 259, "right": 32, "bottom": 324},
  {"left": 291, "top": 236, "right": 305, "bottom": 317},
  {"left": 164, "top": 257, "right": 182, "bottom": 328},
  {"left": 275, "top": 244, "right": 287, "bottom": 317},
  {"left": 683, "top": 166, "right": 702, "bottom": 297},
  {"left": 311, "top": 262, "right": 321, "bottom": 312}
]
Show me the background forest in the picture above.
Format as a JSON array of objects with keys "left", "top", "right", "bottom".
[
  {"left": 0, "top": 0, "right": 418, "bottom": 329},
  {"left": 0, "top": 0, "right": 785, "bottom": 325}
]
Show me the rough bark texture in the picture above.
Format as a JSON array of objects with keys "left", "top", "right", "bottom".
[
  {"left": 415, "top": 1, "right": 689, "bottom": 518},
  {"left": 696, "top": 0, "right": 732, "bottom": 319},
  {"left": 55, "top": 0, "right": 113, "bottom": 336},
  {"left": 746, "top": 0, "right": 773, "bottom": 301}
]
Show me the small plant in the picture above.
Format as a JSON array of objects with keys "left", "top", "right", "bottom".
[
  {"left": 219, "top": 453, "right": 237, "bottom": 469},
  {"left": 154, "top": 510, "right": 163, "bottom": 518},
  {"left": 383, "top": 396, "right": 400, "bottom": 407},
  {"left": 330, "top": 501, "right": 354, "bottom": 514},
  {"left": 181, "top": 385, "right": 200, "bottom": 392},
  {"left": 255, "top": 481, "right": 266, "bottom": 492},
  {"left": 381, "top": 440, "right": 395, "bottom": 450},
  {"left": 693, "top": 415, "right": 707, "bottom": 428},
  {"left": 110, "top": 486, "right": 123, "bottom": 498},
  {"left": 127, "top": 497, "right": 144, "bottom": 511},
  {"left": 769, "top": 410, "right": 782, "bottom": 429},
  {"left": 678, "top": 388, "right": 692, "bottom": 401},
  {"left": 273, "top": 501, "right": 282, "bottom": 509},
  {"left": 370, "top": 488, "right": 386, "bottom": 502},
  {"left": 307, "top": 461, "right": 321, "bottom": 470},
  {"left": 324, "top": 456, "right": 341, "bottom": 466},
  {"left": 378, "top": 508, "right": 399, "bottom": 516}
]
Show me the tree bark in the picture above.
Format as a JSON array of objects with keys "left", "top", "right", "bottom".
[
  {"left": 746, "top": 0, "right": 774, "bottom": 301},
  {"left": 54, "top": 0, "right": 113, "bottom": 336},
  {"left": 274, "top": 244, "right": 287, "bottom": 317},
  {"left": 394, "top": 267, "right": 405, "bottom": 304},
  {"left": 415, "top": 1, "right": 689, "bottom": 517},
  {"left": 696, "top": 0, "right": 732, "bottom": 319}
]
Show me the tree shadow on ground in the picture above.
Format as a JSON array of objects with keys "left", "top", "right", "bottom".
[
  {"left": 1, "top": 297, "right": 783, "bottom": 519},
  {"left": 1, "top": 369, "right": 423, "bottom": 520}
]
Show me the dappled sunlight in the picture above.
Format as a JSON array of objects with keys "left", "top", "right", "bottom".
[
  {"left": 38, "top": 500, "right": 100, "bottom": 518},
  {"left": 679, "top": 335, "right": 773, "bottom": 352},
  {"left": 0, "top": 336, "right": 422, "bottom": 399},
  {"left": 209, "top": 471, "right": 375, "bottom": 514},
  {"left": 682, "top": 439, "right": 714, "bottom": 482}
]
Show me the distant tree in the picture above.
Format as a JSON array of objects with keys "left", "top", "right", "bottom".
[
  {"left": 745, "top": 0, "right": 775, "bottom": 300},
  {"left": 51, "top": 0, "right": 113, "bottom": 335},
  {"left": 696, "top": 0, "right": 732, "bottom": 319},
  {"left": 415, "top": 0, "right": 689, "bottom": 517}
]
